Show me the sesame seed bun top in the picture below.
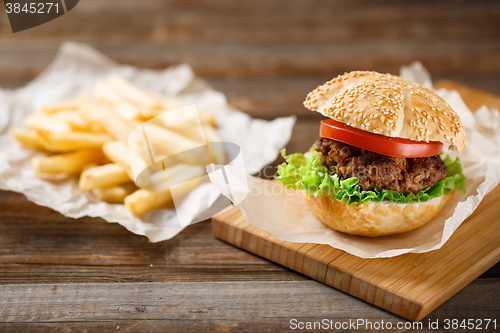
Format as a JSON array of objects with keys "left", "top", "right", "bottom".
[{"left": 303, "top": 71, "right": 465, "bottom": 154}]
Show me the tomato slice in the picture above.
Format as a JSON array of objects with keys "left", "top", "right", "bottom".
[{"left": 320, "top": 119, "right": 443, "bottom": 157}]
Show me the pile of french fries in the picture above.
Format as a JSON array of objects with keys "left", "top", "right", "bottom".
[{"left": 11, "top": 75, "right": 224, "bottom": 215}]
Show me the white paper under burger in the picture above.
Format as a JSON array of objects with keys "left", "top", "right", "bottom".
[
  {"left": 0, "top": 42, "right": 295, "bottom": 242},
  {"left": 209, "top": 61, "right": 500, "bottom": 258}
]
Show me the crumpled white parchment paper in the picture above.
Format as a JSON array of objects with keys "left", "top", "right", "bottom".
[
  {"left": 0, "top": 42, "right": 296, "bottom": 242},
  {"left": 209, "top": 61, "right": 500, "bottom": 258}
]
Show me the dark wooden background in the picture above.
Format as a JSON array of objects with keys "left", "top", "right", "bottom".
[{"left": 0, "top": 1, "right": 499, "bottom": 332}]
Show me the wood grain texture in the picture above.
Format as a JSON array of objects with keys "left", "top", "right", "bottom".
[
  {"left": 0, "top": 192, "right": 309, "bottom": 285},
  {"left": 1, "top": 1, "right": 499, "bottom": 83},
  {"left": 0, "top": 280, "right": 497, "bottom": 332}
]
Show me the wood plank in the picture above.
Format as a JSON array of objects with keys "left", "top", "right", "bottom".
[
  {"left": 0, "top": 188, "right": 496, "bottom": 287},
  {"left": 3, "top": 1, "right": 500, "bottom": 43},
  {"left": 4, "top": 0, "right": 500, "bottom": 42},
  {"left": 0, "top": 192, "right": 311, "bottom": 284},
  {"left": 1, "top": 1, "right": 499, "bottom": 82},
  {"left": 0, "top": 280, "right": 497, "bottom": 332},
  {"left": 1, "top": 40, "right": 499, "bottom": 83}
]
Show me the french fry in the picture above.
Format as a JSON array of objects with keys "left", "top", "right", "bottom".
[
  {"left": 124, "top": 188, "right": 172, "bottom": 215},
  {"left": 124, "top": 165, "right": 204, "bottom": 215},
  {"left": 156, "top": 109, "right": 198, "bottom": 132},
  {"left": 105, "top": 75, "right": 161, "bottom": 109},
  {"left": 127, "top": 123, "right": 155, "bottom": 164},
  {"left": 79, "top": 163, "right": 130, "bottom": 191},
  {"left": 168, "top": 164, "right": 205, "bottom": 185},
  {"left": 34, "top": 173, "right": 70, "bottom": 180},
  {"left": 142, "top": 123, "right": 210, "bottom": 165},
  {"left": 102, "top": 140, "right": 150, "bottom": 189},
  {"left": 124, "top": 178, "right": 201, "bottom": 215},
  {"left": 10, "top": 127, "right": 44, "bottom": 150},
  {"left": 202, "top": 125, "right": 227, "bottom": 164},
  {"left": 51, "top": 111, "right": 89, "bottom": 131},
  {"left": 151, "top": 95, "right": 186, "bottom": 114},
  {"left": 164, "top": 163, "right": 196, "bottom": 181},
  {"left": 42, "top": 98, "right": 80, "bottom": 114},
  {"left": 83, "top": 163, "right": 99, "bottom": 170},
  {"left": 102, "top": 141, "right": 133, "bottom": 174},
  {"left": 114, "top": 102, "right": 142, "bottom": 121},
  {"left": 195, "top": 107, "right": 216, "bottom": 127},
  {"left": 93, "top": 80, "right": 124, "bottom": 105},
  {"left": 24, "top": 113, "right": 73, "bottom": 133},
  {"left": 79, "top": 97, "right": 134, "bottom": 142},
  {"left": 36, "top": 130, "right": 112, "bottom": 152},
  {"left": 94, "top": 81, "right": 142, "bottom": 120},
  {"left": 146, "top": 163, "right": 195, "bottom": 189},
  {"left": 154, "top": 109, "right": 204, "bottom": 143},
  {"left": 32, "top": 149, "right": 105, "bottom": 175},
  {"left": 149, "top": 96, "right": 216, "bottom": 126},
  {"left": 92, "top": 183, "right": 137, "bottom": 204}
]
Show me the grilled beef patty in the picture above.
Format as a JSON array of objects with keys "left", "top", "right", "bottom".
[{"left": 315, "top": 137, "right": 448, "bottom": 194}]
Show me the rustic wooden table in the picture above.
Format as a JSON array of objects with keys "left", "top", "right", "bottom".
[{"left": 0, "top": 1, "right": 499, "bottom": 332}]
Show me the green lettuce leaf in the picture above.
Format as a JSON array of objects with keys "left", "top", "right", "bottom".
[{"left": 275, "top": 149, "right": 466, "bottom": 205}]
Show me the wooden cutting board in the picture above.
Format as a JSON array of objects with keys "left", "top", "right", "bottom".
[{"left": 211, "top": 81, "right": 500, "bottom": 322}]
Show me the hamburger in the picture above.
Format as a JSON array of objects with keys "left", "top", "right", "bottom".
[{"left": 276, "top": 71, "right": 466, "bottom": 237}]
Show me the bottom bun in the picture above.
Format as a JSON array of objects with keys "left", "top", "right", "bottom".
[{"left": 302, "top": 190, "right": 455, "bottom": 237}]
